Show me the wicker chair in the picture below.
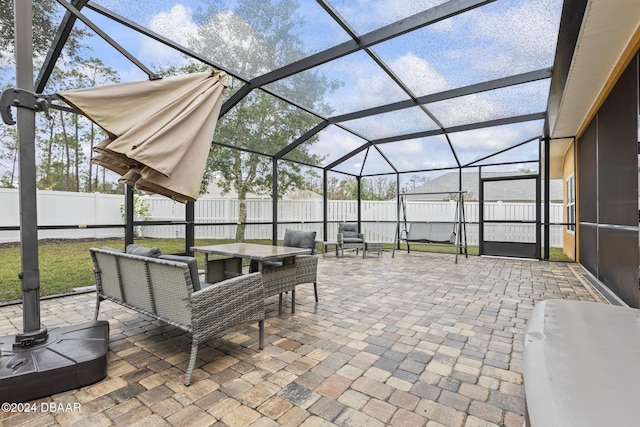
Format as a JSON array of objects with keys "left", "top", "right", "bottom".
[
  {"left": 258, "top": 259, "right": 297, "bottom": 314},
  {"left": 250, "top": 229, "right": 319, "bottom": 313},
  {"left": 337, "top": 223, "right": 366, "bottom": 258},
  {"left": 282, "top": 229, "right": 319, "bottom": 312}
]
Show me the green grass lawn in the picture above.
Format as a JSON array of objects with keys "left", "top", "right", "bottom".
[
  {"left": 0, "top": 238, "right": 237, "bottom": 303},
  {"left": 0, "top": 238, "right": 574, "bottom": 303}
]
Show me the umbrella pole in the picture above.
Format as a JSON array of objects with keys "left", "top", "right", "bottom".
[
  {"left": 14, "top": 0, "right": 47, "bottom": 345},
  {"left": 0, "top": 0, "right": 109, "bottom": 403}
]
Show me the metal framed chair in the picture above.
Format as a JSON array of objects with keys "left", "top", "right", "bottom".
[{"left": 337, "top": 223, "right": 365, "bottom": 258}]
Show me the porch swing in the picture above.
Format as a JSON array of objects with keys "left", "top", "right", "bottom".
[{"left": 392, "top": 191, "right": 468, "bottom": 263}]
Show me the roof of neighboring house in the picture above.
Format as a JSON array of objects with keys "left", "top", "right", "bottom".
[{"left": 405, "top": 172, "right": 563, "bottom": 202}]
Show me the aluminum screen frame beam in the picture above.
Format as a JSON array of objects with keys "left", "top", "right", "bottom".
[
  {"left": 362, "top": 47, "right": 463, "bottom": 168},
  {"left": 85, "top": 0, "right": 542, "bottom": 180},
  {"left": 81, "top": 5, "right": 329, "bottom": 124},
  {"left": 274, "top": 121, "right": 330, "bottom": 159},
  {"left": 464, "top": 135, "right": 542, "bottom": 168},
  {"left": 372, "top": 145, "right": 399, "bottom": 174},
  {"left": 54, "top": 0, "right": 159, "bottom": 80},
  {"left": 325, "top": 143, "right": 371, "bottom": 171},
  {"left": 323, "top": 111, "right": 545, "bottom": 173},
  {"left": 221, "top": 0, "right": 496, "bottom": 115},
  {"left": 323, "top": 69, "right": 551, "bottom": 172},
  {"left": 85, "top": 2, "right": 248, "bottom": 81},
  {"left": 371, "top": 112, "right": 546, "bottom": 145},
  {"left": 360, "top": 157, "right": 540, "bottom": 179},
  {"left": 35, "top": 0, "right": 90, "bottom": 93},
  {"left": 329, "top": 68, "right": 552, "bottom": 124},
  {"left": 325, "top": 112, "right": 545, "bottom": 173},
  {"left": 91, "top": 0, "right": 325, "bottom": 125},
  {"left": 255, "top": 0, "right": 497, "bottom": 87}
]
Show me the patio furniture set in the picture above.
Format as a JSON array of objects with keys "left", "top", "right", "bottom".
[
  {"left": 323, "top": 222, "right": 384, "bottom": 258},
  {"left": 89, "top": 224, "right": 379, "bottom": 386},
  {"left": 90, "top": 228, "right": 321, "bottom": 386}
]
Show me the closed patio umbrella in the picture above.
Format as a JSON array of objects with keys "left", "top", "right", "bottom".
[{"left": 58, "top": 70, "right": 227, "bottom": 203}]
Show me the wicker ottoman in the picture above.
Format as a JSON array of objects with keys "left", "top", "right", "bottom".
[{"left": 365, "top": 241, "right": 383, "bottom": 257}]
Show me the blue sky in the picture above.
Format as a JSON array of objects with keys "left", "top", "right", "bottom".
[{"left": 2, "top": 0, "right": 564, "bottom": 185}]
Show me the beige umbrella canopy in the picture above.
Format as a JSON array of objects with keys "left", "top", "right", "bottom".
[{"left": 58, "top": 70, "right": 228, "bottom": 203}]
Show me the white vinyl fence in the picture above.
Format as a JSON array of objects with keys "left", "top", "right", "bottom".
[
  {"left": 0, "top": 188, "right": 125, "bottom": 242},
  {"left": 0, "top": 189, "right": 565, "bottom": 246}
]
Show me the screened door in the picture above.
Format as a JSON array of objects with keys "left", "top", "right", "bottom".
[{"left": 479, "top": 175, "right": 541, "bottom": 259}]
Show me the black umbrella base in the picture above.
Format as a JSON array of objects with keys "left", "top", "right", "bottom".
[{"left": 0, "top": 320, "right": 109, "bottom": 403}]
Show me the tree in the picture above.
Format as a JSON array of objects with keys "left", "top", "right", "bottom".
[
  {"left": 120, "top": 195, "right": 151, "bottom": 237},
  {"left": 518, "top": 167, "right": 538, "bottom": 174},
  {"left": 0, "top": 123, "right": 17, "bottom": 187},
  {"left": 0, "top": 0, "right": 58, "bottom": 64},
  {"left": 186, "top": 0, "right": 336, "bottom": 241},
  {"left": 325, "top": 176, "right": 353, "bottom": 200},
  {"left": 0, "top": 0, "right": 88, "bottom": 66},
  {"left": 362, "top": 177, "right": 396, "bottom": 200},
  {"left": 63, "top": 57, "right": 120, "bottom": 192},
  {"left": 0, "top": 0, "right": 103, "bottom": 191},
  {"left": 325, "top": 176, "right": 396, "bottom": 200},
  {"left": 31, "top": 57, "right": 120, "bottom": 192}
]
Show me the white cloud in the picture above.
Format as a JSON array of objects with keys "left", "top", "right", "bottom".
[
  {"left": 147, "top": 4, "right": 197, "bottom": 45},
  {"left": 392, "top": 0, "right": 562, "bottom": 80},
  {"left": 422, "top": 159, "right": 450, "bottom": 169},
  {"left": 117, "top": 66, "right": 152, "bottom": 84},
  {"left": 429, "top": 93, "right": 503, "bottom": 127},
  {"left": 340, "top": 0, "right": 449, "bottom": 34},
  {"left": 390, "top": 53, "right": 450, "bottom": 94},
  {"left": 455, "top": 127, "right": 520, "bottom": 150},
  {"left": 372, "top": 135, "right": 458, "bottom": 172},
  {"left": 353, "top": 66, "right": 395, "bottom": 106},
  {"left": 314, "top": 126, "right": 366, "bottom": 166},
  {"left": 473, "top": 0, "right": 560, "bottom": 53},
  {"left": 139, "top": 4, "right": 199, "bottom": 65},
  {"left": 389, "top": 140, "right": 424, "bottom": 155},
  {"left": 448, "top": 121, "right": 544, "bottom": 166},
  {"left": 371, "top": 0, "right": 448, "bottom": 23},
  {"left": 321, "top": 55, "right": 408, "bottom": 115},
  {"left": 322, "top": 52, "right": 449, "bottom": 127},
  {"left": 469, "top": 0, "right": 562, "bottom": 73}
]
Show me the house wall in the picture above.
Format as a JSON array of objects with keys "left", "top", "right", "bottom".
[
  {"left": 562, "top": 142, "right": 576, "bottom": 260},
  {"left": 576, "top": 51, "right": 639, "bottom": 308}
]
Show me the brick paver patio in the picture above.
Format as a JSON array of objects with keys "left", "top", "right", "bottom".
[{"left": 0, "top": 251, "right": 605, "bottom": 426}]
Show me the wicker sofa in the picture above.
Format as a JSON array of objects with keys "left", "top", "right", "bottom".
[{"left": 90, "top": 247, "right": 265, "bottom": 386}]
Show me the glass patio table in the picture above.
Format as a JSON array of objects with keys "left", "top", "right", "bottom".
[{"left": 191, "top": 243, "right": 311, "bottom": 283}]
